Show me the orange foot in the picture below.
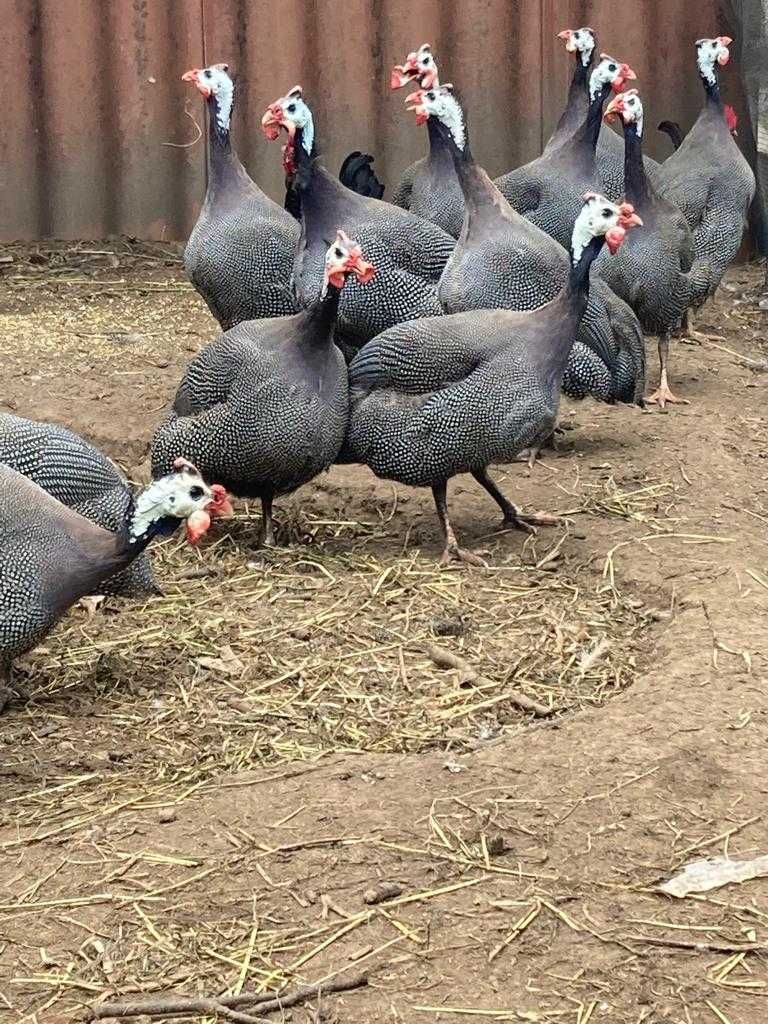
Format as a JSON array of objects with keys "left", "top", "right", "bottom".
[
  {"left": 502, "top": 510, "right": 560, "bottom": 535},
  {"left": 646, "top": 383, "right": 690, "bottom": 409}
]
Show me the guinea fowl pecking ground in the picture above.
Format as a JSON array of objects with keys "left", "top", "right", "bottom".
[{"left": 1, "top": 242, "right": 768, "bottom": 1022}]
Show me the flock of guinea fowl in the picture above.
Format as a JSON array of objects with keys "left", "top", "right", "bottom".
[{"left": 0, "top": 27, "right": 756, "bottom": 700}]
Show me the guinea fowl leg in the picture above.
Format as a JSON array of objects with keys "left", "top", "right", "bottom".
[
  {"left": 260, "top": 495, "right": 276, "bottom": 547},
  {"left": 646, "top": 334, "right": 690, "bottom": 409},
  {"left": 515, "top": 432, "right": 558, "bottom": 469},
  {"left": 432, "top": 482, "right": 487, "bottom": 568},
  {"left": 471, "top": 469, "right": 560, "bottom": 533}
]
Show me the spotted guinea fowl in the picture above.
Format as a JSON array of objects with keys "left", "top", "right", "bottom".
[
  {"left": 547, "top": 28, "right": 660, "bottom": 199},
  {"left": 388, "top": 44, "right": 465, "bottom": 237},
  {"left": 0, "top": 413, "right": 160, "bottom": 598},
  {"left": 182, "top": 63, "right": 299, "bottom": 330},
  {"left": 344, "top": 195, "right": 641, "bottom": 565},
  {"left": 0, "top": 460, "right": 231, "bottom": 708},
  {"left": 152, "top": 232, "right": 375, "bottom": 547},
  {"left": 412, "top": 84, "right": 645, "bottom": 406},
  {"left": 596, "top": 89, "right": 707, "bottom": 407},
  {"left": 261, "top": 86, "right": 454, "bottom": 346},
  {"left": 654, "top": 37, "right": 756, "bottom": 339},
  {"left": 494, "top": 54, "right": 637, "bottom": 247}
]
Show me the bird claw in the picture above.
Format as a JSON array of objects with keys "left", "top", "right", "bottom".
[
  {"left": 645, "top": 384, "right": 690, "bottom": 409},
  {"left": 440, "top": 545, "right": 488, "bottom": 568},
  {"left": 503, "top": 511, "right": 560, "bottom": 534}
]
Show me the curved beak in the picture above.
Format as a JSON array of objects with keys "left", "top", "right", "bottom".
[
  {"left": 405, "top": 89, "right": 428, "bottom": 126},
  {"left": 717, "top": 36, "right": 732, "bottom": 65},
  {"left": 618, "top": 203, "right": 643, "bottom": 228},
  {"left": 261, "top": 103, "right": 286, "bottom": 141},
  {"left": 391, "top": 55, "right": 421, "bottom": 90},
  {"left": 348, "top": 252, "right": 376, "bottom": 284},
  {"left": 207, "top": 484, "right": 235, "bottom": 520},
  {"left": 604, "top": 95, "right": 624, "bottom": 121},
  {"left": 557, "top": 29, "right": 576, "bottom": 52}
]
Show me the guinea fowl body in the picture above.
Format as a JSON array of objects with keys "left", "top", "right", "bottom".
[
  {"left": 261, "top": 90, "right": 454, "bottom": 348},
  {"left": 0, "top": 414, "right": 156, "bottom": 597},
  {"left": 432, "top": 102, "right": 644, "bottom": 404},
  {"left": 0, "top": 463, "right": 220, "bottom": 679},
  {"left": 183, "top": 66, "right": 299, "bottom": 331},
  {"left": 151, "top": 309, "right": 349, "bottom": 501},
  {"left": 493, "top": 58, "right": 628, "bottom": 248},
  {"left": 344, "top": 195, "right": 641, "bottom": 563},
  {"left": 392, "top": 120, "right": 466, "bottom": 237},
  {"left": 151, "top": 233, "right": 373, "bottom": 544},
  {"left": 654, "top": 40, "right": 755, "bottom": 307}
]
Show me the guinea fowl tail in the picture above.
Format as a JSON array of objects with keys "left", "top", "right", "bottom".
[
  {"left": 338, "top": 151, "right": 385, "bottom": 199},
  {"left": 657, "top": 120, "right": 684, "bottom": 151}
]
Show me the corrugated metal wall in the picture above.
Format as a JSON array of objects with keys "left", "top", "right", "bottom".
[{"left": 1, "top": 0, "right": 749, "bottom": 241}]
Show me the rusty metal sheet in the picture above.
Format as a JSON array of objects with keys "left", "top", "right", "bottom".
[{"left": 0, "top": 0, "right": 755, "bottom": 241}]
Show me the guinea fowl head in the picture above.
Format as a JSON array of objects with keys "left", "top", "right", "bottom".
[
  {"left": 589, "top": 54, "right": 636, "bottom": 101},
  {"left": 322, "top": 231, "right": 376, "bottom": 295},
  {"left": 391, "top": 44, "right": 438, "bottom": 90},
  {"left": 405, "top": 84, "right": 466, "bottom": 149},
  {"left": 571, "top": 194, "right": 642, "bottom": 263},
  {"left": 604, "top": 88, "right": 644, "bottom": 136},
  {"left": 131, "top": 459, "right": 234, "bottom": 547},
  {"left": 181, "top": 63, "right": 234, "bottom": 130},
  {"left": 696, "top": 36, "right": 732, "bottom": 84},
  {"left": 557, "top": 27, "right": 596, "bottom": 66},
  {"left": 261, "top": 86, "right": 314, "bottom": 175}
]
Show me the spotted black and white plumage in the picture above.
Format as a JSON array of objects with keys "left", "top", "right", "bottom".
[
  {"left": 424, "top": 93, "right": 645, "bottom": 404},
  {"left": 183, "top": 64, "right": 299, "bottom": 331},
  {"left": 151, "top": 236, "right": 365, "bottom": 541},
  {"left": 0, "top": 463, "right": 216, "bottom": 682},
  {"left": 262, "top": 88, "right": 455, "bottom": 348},
  {"left": 0, "top": 414, "right": 157, "bottom": 597},
  {"left": 392, "top": 129, "right": 466, "bottom": 238},
  {"left": 654, "top": 38, "right": 756, "bottom": 307},
  {"left": 343, "top": 196, "right": 637, "bottom": 556},
  {"left": 494, "top": 56, "right": 637, "bottom": 247}
]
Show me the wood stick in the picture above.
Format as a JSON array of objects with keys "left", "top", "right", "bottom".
[
  {"left": 88, "top": 972, "right": 368, "bottom": 1020},
  {"left": 626, "top": 934, "right": 768, "bottom": 954},
  {"left": 424, "top": 644, "right": 552, "bottom": 717}
]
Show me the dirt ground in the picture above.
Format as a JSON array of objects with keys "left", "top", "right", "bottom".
[{"left": 1, "top": 243, "right": 768, "bottom": 1024}]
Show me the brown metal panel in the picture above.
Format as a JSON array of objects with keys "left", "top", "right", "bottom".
[
  {"left": 0, "top": 0, "right": 757, "bottom": 240},
  {"left": 1, "top": 0, "right": 205, "bottom": 240}
]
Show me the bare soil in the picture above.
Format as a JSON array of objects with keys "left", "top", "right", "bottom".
[{"left": 1, "top": 243, "right": 768, "bottom": 1024}]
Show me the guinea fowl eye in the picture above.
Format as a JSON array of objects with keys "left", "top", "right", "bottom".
[
  {"left": 204, "top": 69, "right": 212, "bottom": 78},
  {"left": 334, "top": 247, "right": 343, "bottom": 258},
  {"left": 608, "top": 63, "right": 617, "bottom": 72},
  {"left": 602, "top": 207, "right": 612, "bottom": 217},
  {"left": 189, "top": 485, "right": 205, "bottom": 500},
  {"left": 426, "top": 91, "right": 435, "bottom": 100},
  {"left": 287, "top": 102, "right": 297, "bottom": 114},
  {"left": 422, "top": 56, "right": 431, "bottom": 64}
]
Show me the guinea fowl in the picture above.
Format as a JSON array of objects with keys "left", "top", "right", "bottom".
[
  {"left": 0, "top": 460, "right": 231, "bottom": 707},
  {"left": 658, "top": 120, "right": 684, "bottom": 151},
  {"left": 414, "top": 84, "right": 645, "bottom": 406},
  {"left": 597, "top": 89, "right": 705, "bottom": 407},
  {"left": 182, "top": 63, "right": 299, "bottom": 330},
  {"left": 389, "top": 44, "right": 465, "bottom": 237},
  {"left": 344, "top": 195, "right": 641, "bottom": 565},
  {"left": 0, "top": 414, "right": 159, "bottom": 598},
  {"left": 152, "top": 233, "right": 375, "bottom": 547},
  {"left": 494, "top": 54, "right": 637, "bottom": 247},
  {"left": 654, "top": 37, "right": 756, "bottom": 339},
  {"left": 261, "top": 87, "right": 454, "bottom": 347},
  {"left": 547, "top": 28, "right": 660, "bottom": 199}
]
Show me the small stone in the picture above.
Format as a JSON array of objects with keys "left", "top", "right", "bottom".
[{"left": 158, "top": 808, "right": 177, "bottom": 824}]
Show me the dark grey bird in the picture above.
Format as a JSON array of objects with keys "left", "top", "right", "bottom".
[
  {"left": 0, "top": 413, "right": 159, "bottom": 597},
  {"left": 494, "top": 54, "right": 638, "bottom": 247},
  {"left": 547, "top": 28, "right": 660, "bottom": 199},
  {"left": 596, "top": 89, "right": 707, "bottom": 407},
  {"left": 152, "top": 232, "right": 375, "bottom": 546},
  {"left": 410, "top": 84, "right": 645, "bottom": 407},
  {"left": 388, "top": 44, "right": 465, "bottom": 237},
  {"left": 0, "top": 460, "right": 231, "bottom": 708},
  {"left": 344, "top": 195, "right": 642, "bottom": 565},
  {"left": 261, "top": 86, "right": 455, "bottom": 348},
  {"left": 654, "top": 37, "right": 756, "bottom": 340},
  {"left": 285, "top": 151, "right": 385, "bottom": 221},
  {"left": 182, "top": 63, "right": 300, "bottom": 330}
]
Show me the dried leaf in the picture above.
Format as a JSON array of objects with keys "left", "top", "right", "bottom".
[{"left": 660, "top": 855, "right": 768, "bottom": 898}]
